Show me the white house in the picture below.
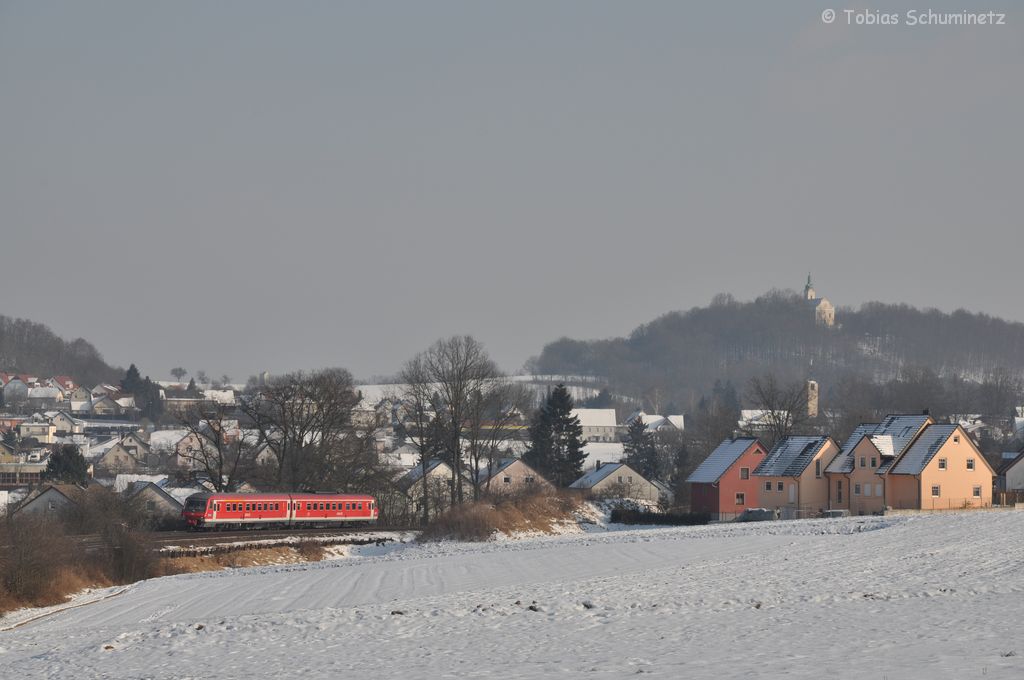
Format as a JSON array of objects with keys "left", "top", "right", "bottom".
[{"left": 571, "top": 409, "right": 618, "bottom": 442}]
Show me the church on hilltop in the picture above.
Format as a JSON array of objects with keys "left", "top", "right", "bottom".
[{"left": 804, "top": 274, "right": 835, "bottom": 327}]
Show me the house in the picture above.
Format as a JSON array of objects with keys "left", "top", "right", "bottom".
[
  {"left": 804, "top": 274, "right": 835, "bottom": 327},
  {"left": 382, "top": 442, "right": 422, "bottom": 469},
  {"left": 825, "top": 414, "right": 933, "bottom": 514},
  {"left": 18, "top": 416, "right": 57, "bottom": 444},
  {"left": 475, "top": 458, "right": 552, "bottom": 496},
  {"left": 394, "top": 459, "right": 460, "bottom": 520},
  {"left": 886, "top": 423, "right": 994, "bottom": 510},
  {"left": 48, "top": 376, "right": 76, "bottom": 391},
  {"left": 626, "top": 411, "right": 685, "bottom": 434},
  {"left": 125, "top": 481, "right": 184, "bottom": 526},
  {"left": 0, "top": 454, "right": 48, "bottom": 489},
  {"left": 686, "top": 437, "right": 768, "bottom": 519},
  {"left": 49, "top": 410, "right": 84, "bottom": 436},
  {"left": 14, "top": 484, "right": 84, "bottom": 517},
  {"left": 90, "top": 395, "right": 123, "bottom": 417},
  {"left": 997, "top": 451, "right": 1024, "bottom": 493},
  {"left": 569, "top": 462, "right": 665, "bottom": 503},
  {"left": 571, "top": 409, "right": 618, "bottom": 442},
  {"left": 754, "top": 435, "right": 839, "bottom": 517},
  {"left": 27, "top": 386, "right": 63, "bottom": 409},
  {"left": 95, "top": 434, "right": 152, "bottom": 475}
]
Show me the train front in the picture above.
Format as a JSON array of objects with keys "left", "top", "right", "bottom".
[{"left": 182, "top": 493, "right": 211, "bottom": 528}]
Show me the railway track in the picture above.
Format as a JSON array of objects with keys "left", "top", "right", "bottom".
[{"left": 53, "top": 526, "right": 415, "bottom": 556}]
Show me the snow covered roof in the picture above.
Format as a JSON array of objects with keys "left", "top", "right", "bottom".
[
  {"left": 570, "top": 462, "right": 628, "bottom": 489},
  {"left": 473, "top": 458, "right": 520, "bottom": 484},
  {"left": 890, "top": 424, "right": 959, "bottom": 475},
  {"left": 825, "top": 415, "right": 931, "bottom": 475},
  {"left": 997, "top": 452, "right": 1024, "bottom": 475},
  {"left": 114, "top": 474, "right": 168, "bottom": 493},
  {"left": 572, "top": 409, "right": 617, "bottom": 428},
  {"left": 754, "top": 436, "right": 831, "bottom": 477},
  {"left": 686, "top": 437, "right": 760, "bottom": 484}
]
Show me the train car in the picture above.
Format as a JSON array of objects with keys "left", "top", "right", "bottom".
[{"left": 182, "top": 492, "right": 378, "bottom": 530}]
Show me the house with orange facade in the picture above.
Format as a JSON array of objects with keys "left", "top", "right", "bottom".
[
  {"left": 754, "top": 436, "right": 839, "bottom": 518},
  {"left": 885, "top": 423, "right": 994, "bottom": 510},
  {"left": 825, "top": 414, "right": 994, "bottom": 513},
  {"left": 825, "top": 414, "right": 932, "bottom": 514},
  {"left": 686, "top": 437, "right": 768, "bottom": 520}
]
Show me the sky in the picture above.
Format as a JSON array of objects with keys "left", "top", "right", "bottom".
[{"left": 1, "top": 1, "right": 1021, "bottom": 382}]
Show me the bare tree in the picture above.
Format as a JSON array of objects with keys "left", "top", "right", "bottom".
[
  {"left": 745, "top": 374, "right": 813, "bottom": 449},
  {"left": 395, "top": 355, "right": 445, "bottom": 525},
  {"left": 466, "top": 381, "right": 532, "bottom": 499},
  {"left": 412, "top": 336, "right": 502, "bottom": 505},
  {"left": 175, "top": 403, "right": 255, "bottom": 491},
  {"left": 239, "top": 368, "right": 363, "bottom": 490},
  {"left": 170, "top": 367, "right": 187, "bottom": 382}
]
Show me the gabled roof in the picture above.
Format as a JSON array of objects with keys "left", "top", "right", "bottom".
[
  {"left": 394, "top": 459, "right": 452, "bottom": 492},
  {"left": 890, "top": 424, "right": 960, "bottom": 475},
  {"left": 571, "top": 409, "right": 617, "bottom": 428},
  {"left": 825, "top": 415, "right": 932, "bottom": 475},
  {"left": 754, "top": 436, "right": 832, "bottom": 477},
  {"left": 686, "top": 437, "right": 760, "bottom": 484},
  {"left": 127, "top": 481, "right": 184, "bottom": 508},
  {"left": 571, "top": 462, "right": 638, "bottom": 489},
  {"left": 997, "top": 452, "right": 1024, "bottom": 475}
]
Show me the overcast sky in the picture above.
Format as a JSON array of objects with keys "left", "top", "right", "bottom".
[{"left": 1, "top": 1, "right": 1020, "bottom": 382}]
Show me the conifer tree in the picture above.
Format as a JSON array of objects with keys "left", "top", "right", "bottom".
[
  {"left": 524, "top": 384, "right": 585, "bottom": 486},
  {"left": 623, "top": 417, "right": 659, "bottom": 480},
  {"left": 43, "top": 444, "right": 89, "bottom": 485}
]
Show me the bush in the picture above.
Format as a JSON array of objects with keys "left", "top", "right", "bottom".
[
  {"left": 420, "top": 490, "right": 580, "bottom": 542},
  {"left": 609, "top": 507, "right": 711, "bottom": 526}
]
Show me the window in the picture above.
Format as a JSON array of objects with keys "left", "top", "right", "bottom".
[
  {"left": 618, "top": 476, "right": 624, "bottom": 483},
  {"left": 627, "top": 476, "right": 633, "bottom": 482},
  {"left": 146, "top": 500, "right": 156, "bottom": 511},
  {"left": 837, "top": 480, "right": 843, "bottom": 503},
  {"left": 931, "top": 485, "right": 941, "bottom": 498},
  {"left": 735, "top": 492, "right": 745, "bottom": 505},
  {"left": 776, "top": 481, "right": 783, "bottom": 492},
  {"left": 525, "top": 476, "right": 535, "bottom": 484},
  {"left": 875, "top": 483, "right": 882, "bottom": 497},
  {"left": 966, "top": 458, "right": 975, "bottom": 470},
  {"left": 938, "top": 458, "right": 947, "bottom": 470},
  {"left": 953, "top": 435, "right": 960, "bottom": 443},
  {"left": 245, "top": 503, "right": 251, "bottom": 511},
  {"left": 306, "top": 502, "right": 311, "bottom": 510},
  {"left": 740, "top": 467, "right": 749, "bottom": 480},
  {"left": 870, "top": 457, "right": 877, "bottom": 468},
  {"left": 815, "top": 460, "right": 821, "bottom": 477},
  {"left": 764, "top": 481, "right": 772, "bottom": 492},
  {"left": 854, "top": 483, "right": 861, "bottom": 496},
  {"left": 863, "top": 485, "right": 872, "bottom": 497},
  {"left": 346, "top": 503, "right": 351, "bottom": 510},
  {"left": 503, "top": 476, "right": 512, "bottom": 484},
  {"left": 257, "top": 503, "right": 263, "bottom": 511},
  {"left": 358, "top": 503, "right": 363, "bottom": 510},
  {"left": 973, "top": 486, "right": 982, "bottom": 498},
  {"left": 859, "top": 457, "right": 866, "bottom": 468}
]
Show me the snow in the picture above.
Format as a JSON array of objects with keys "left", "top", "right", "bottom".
[
  {"left": 3, "top": 511, "right": 1024, "bottom": 678},
  {"left": 686, "top": 437, "right": 758, "bottom": 483}
]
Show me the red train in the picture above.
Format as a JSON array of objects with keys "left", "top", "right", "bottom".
[{"left": 182, "top": 492, "right": 378, "bottom": 530}]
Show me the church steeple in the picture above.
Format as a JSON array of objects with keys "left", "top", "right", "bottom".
[{"left": 804, "top": 273, "right": 816, "bottom": 300}]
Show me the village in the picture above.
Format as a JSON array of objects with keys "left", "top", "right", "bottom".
[{"left": 2, "top": 362, "right": 1023, "bottom": 527}]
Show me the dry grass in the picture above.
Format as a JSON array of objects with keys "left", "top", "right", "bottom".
[
  {"left": 419, "top": 490, "right": 582, "bottom": 542},
  {"left": 162, "top": 544, "right": 329, "bottom": 575}
]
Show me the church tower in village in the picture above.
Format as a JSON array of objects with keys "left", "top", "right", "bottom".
[{"left": 804, "top": 274, "right": 835, "bottom": 327}]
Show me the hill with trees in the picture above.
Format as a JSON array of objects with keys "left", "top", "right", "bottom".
[
  {"left": 0, "top": 314, "right": 122, "bottom": 386},
  {"left": 532, "top": 290, "right": 1024, "bottom": 417}
]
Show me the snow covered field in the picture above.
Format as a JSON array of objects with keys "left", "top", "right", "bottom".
[{"left": 3, "top": 511, "right": 1024, "bottom": 678}]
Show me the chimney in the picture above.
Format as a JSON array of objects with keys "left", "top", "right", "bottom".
[
  {"left": 596, "top": 460, "right": 602, "bottom": 470},
  {"left": 922, "top": 408, "right": 930, "bottom": 416}
]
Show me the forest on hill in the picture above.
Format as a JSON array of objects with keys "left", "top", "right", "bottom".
[
  {"left": 0, "top": 315, "right": 122, "bottom": 387},
  {"left": 532, "top": 290, "right": 1024, "bottom": 414}
]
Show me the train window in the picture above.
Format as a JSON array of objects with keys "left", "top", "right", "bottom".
[
  {"left": 332, "top": 503, "right": 337, "bottom": 510},
  {"left": 306, "top": 502, "right": 311, "bottom": 510},
  {"left": 345, "top": 503, "right": 351, "bottom": 510},
  {"left": 358, "top": 503, "right": 363, "bottom": 510},
  {"left": 256, "top": 503, "right": 262, "bottom": 511},
  {"left": 246, "top": 503, "right": 251, "bottom": 511}
]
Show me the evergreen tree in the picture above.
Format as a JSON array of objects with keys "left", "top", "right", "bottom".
[
  {"left": 44, "top": 444, "right": 89, "bottom": 485},
  {"left": 121, "top": 363, "right": 143, "bottom": 395},
  {"left": 524, "top": 384, "right": 585, "bottom": 487},
  {"left": 623, "top": 417, "right": 659, "bottom": 480}
]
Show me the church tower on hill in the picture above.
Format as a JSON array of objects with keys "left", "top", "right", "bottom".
[{"left": 804, "top": 274, "right": 835, "bottom": 327}]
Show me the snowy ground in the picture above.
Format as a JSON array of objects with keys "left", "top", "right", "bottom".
[{"left": 3, "top": 511, "right": 1024, "bottom": 678}]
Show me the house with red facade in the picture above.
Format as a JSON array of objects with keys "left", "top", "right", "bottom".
[{"left": 686, "top": 437, "right": 767, "bottom": 519}]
